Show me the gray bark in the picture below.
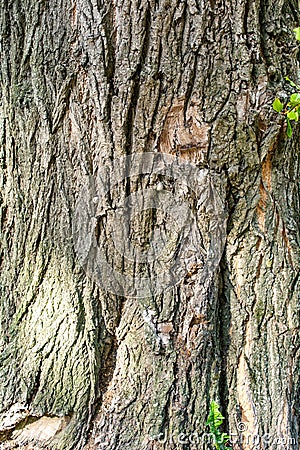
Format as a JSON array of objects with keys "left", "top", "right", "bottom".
[{"left": 0, "top": 0, "right": 299, "bottom": 449}]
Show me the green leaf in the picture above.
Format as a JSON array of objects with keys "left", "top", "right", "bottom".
[
  {"left": 206, "top": 401, "right": 233, "bottom": 450},
  {"left": 286, "top": 118, "right": 293, "bottom": 137},
  {"left": 289, "top": 93, "right": 300, "bottom": 104},
  {"left": 222, "top": 433, "right": 230, "bottom": 441},
  {"left": 285, "top": 76, "right": 295, "bottom": 86},
  {"left": 287, "top": 110, "right": 298, "bottom": 121},
  {"left": 294, "top": 27, "right": 300, "bottom": 41},
  {"left": 285, "top": 76, "right": 299, "bottom": 89},
  {"left": 272, "top": 98, "right": 284, "bottom": 112}
]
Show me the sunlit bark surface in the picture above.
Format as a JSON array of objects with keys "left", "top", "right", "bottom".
[{"left": 0, "top": 0, "right": 299, "bottom": 449}]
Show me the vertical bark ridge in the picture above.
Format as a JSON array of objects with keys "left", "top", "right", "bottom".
[{"left": 0, "top": 0, "right": 299, "bottom": 449}]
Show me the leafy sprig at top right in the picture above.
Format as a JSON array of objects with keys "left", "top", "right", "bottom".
[{"left": 272, "top": 27, "right": 300, "bottom": 137}]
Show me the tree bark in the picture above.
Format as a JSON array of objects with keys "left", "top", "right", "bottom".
[{"left": 0, "top": 0, "right": 299, "bottom": 449}]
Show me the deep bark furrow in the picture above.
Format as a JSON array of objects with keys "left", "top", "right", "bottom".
[{"left": 0, "top": 0, "right": 299, "bottom": 449}]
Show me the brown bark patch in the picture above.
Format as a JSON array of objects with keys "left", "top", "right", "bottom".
[
  {"left": 158, "top": 99, "right": 210, "bottom": 163},
  {"left": 12, "top": 416, "right": 70, "bottom": 444},
  {"left": 281, "top": 222, "right": 293, "bottom": 266},
  {"left": 0, "top": 416, "right": 70, "bottom": 449},
  {"left": 237, "top": 323, "right": 259, "bottom": 450},
  {"left": 256, "top": 154, "right": 272, "bottom": 232}
]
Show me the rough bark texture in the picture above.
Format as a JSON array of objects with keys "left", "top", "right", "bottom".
[{"left": 0, "top": 0, "right": 300, "bottom": 449}]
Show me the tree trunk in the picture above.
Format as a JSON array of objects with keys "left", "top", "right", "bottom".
[{"left": 0, "top": 0, "right": 299, "bottom": 449}]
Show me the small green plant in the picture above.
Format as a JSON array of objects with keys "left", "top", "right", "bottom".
[
  {"left": 206, "top": 401, "right": 232, "bottom": 450},
  {"left": 272, "top": 27, "right": 300, "bottom": 137}
]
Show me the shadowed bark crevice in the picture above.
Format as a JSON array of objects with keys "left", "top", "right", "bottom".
[{"left": 0, "top": 0, "right": 300, "bottom": 449}]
